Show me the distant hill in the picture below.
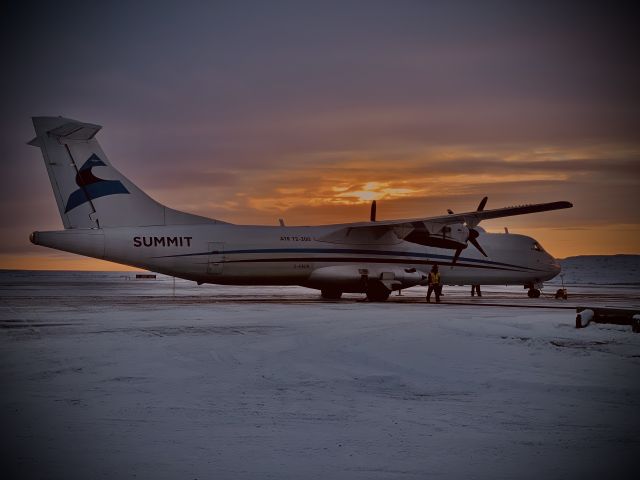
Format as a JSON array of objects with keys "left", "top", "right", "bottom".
[{"left": 554, "top": 255, "right": 640, "bottom": 285}]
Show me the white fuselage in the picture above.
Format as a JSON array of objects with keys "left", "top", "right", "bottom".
[
  {"left": 32, "top": 223, "right": 560, "bottom": 292},
  {"left": 28, "top": 116, "right": 571, "bottom": 299}
]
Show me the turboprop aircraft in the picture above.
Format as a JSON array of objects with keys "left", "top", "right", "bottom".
[{"left": 28, "top": 116, "right": 572, "bottom": 301}]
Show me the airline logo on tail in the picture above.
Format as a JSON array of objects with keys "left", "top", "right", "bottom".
[{"left": 65, "top": 154, "right": 129, "bottom": 212}]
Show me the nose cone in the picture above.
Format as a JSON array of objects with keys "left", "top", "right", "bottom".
[{"left": 544, "top": 254, "right": 561, "bottom": 280}]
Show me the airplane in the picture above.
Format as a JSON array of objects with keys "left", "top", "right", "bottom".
[{"left": 28, "top": 116, "right": 572, "bottom": 301}]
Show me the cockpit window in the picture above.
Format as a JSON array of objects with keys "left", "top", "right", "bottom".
[{"left": 532, "top": 241, "right": 545, "bottom": 252}]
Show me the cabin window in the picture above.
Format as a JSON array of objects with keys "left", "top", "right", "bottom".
[{"left": 532, "top": 241, "right": 545, "bottom": 252}]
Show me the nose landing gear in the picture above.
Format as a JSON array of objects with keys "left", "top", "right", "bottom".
[
  {"left": 525, "top": 282, "right": 542, "bottom": 298},
  {"left": 527, "top": 288, "right": 541, "bottom": 298}
]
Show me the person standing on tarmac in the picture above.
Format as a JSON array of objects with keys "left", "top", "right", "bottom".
[
  {"left": 426, "top": 264, "right": 442, "bottom": 303},
  {"left": 471, "top": 284, "right": 482, "bottom": 297}
]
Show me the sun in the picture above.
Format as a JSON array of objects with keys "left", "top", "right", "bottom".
[
  {"left": 334, "top": 181, "right": 421, "bottom": 204},
  {"left": 352, "top": 190, "right": 385, "bottom": 202}
]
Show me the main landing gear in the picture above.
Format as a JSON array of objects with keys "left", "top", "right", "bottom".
[
  {"left": 365, "top": 284, "right": 391, "bottom": 302},
  {"left": 527, "top": 288, "right": 541, "bottom": 298},
  {"left": 320, "top": 287, "right": 391, "bottom": 302},
  {"left": 320, "top": 289, "right": 342, "bottom": 300}
]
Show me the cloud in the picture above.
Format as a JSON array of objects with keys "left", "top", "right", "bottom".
[{"left": 135, "top": 143, "right": 637, "bottom": 233}]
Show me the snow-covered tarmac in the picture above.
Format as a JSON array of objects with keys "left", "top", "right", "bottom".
[{"left": 2, "top": 271, "right": 639, "bottom": 479}]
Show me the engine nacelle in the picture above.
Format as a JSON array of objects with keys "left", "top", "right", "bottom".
[{"left": 403, "top": 222, "right": 469, "bottom": 250}]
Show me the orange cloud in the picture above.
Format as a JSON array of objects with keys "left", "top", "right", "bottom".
[{"left": 183, "top": 143, "right": 615, "bottom": 220}]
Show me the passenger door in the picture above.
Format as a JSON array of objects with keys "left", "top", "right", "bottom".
[{"left": 207, "top": 242, "right": 225, "bottom": 274}]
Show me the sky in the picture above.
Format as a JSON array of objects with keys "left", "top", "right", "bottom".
[{"left": 1, "top": 1, "right": 639, "bottom": 269}]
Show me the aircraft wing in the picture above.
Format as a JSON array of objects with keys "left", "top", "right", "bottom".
[
  {"left": 317, "top": 201, "right": 573, "bottom": 249},
  {"left": 402, "top": 200, "right": 574, "bottom": 228}
]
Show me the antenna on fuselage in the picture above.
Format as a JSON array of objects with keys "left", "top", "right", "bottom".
[
  {"left": 279, "top": 218, "right": 285, "bottom": 227},
  {"left": 370, "top": 200, "right": 377, "bottom": 222}
]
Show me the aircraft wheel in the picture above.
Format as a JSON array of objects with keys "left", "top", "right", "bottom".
[
  {"left": 527, "top": 288, "right": 541, "bottom": 298},
  {"left": 366, "top": 286, "right": 391, "bottom": 302},
  {"left": 320, "top": 289, "right": 342, "bottom": 300}
]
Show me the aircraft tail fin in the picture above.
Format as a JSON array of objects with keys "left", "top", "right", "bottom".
[{"left": 29, "top": 116, "right": 224, "bottom": 229}]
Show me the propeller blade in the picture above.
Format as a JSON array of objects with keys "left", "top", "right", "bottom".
[
  {"left": 451, "top": 247, "right": 463, "bottom": 267},
  {"left": 477, "top": 196, "right": 488, "bottom": 212},
  {"left": 468, "top": 229, "right": 488, "bottom": 257},
  {"left": 370, "top": 200, "right": 377, "bottom": 222}
]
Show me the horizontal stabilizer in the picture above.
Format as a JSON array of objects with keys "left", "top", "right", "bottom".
[
  {"left": 27, "top": 120, "right": 102, "bottom": 146},
  {"left": 48, "top": 121, "right": 102, "bottom": 141}
]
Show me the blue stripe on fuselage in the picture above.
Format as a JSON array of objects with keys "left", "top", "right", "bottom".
[{"left": 153, "top": 247, "right": 543, "bottom": 272}]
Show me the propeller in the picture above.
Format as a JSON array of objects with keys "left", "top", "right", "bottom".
[
  {"left": 370, "top": 200, "right": 377, "bottom": 222},
  {"left": 451, "top": 196, "right": 489, "bottom": 267},
  {"left": 452, "top": 247, "right": 463, "bottom": 265},
  {"left": 467, "top": 228, "right": 487, "bottom": 257}
]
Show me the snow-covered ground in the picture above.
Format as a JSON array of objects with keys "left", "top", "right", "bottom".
[{"left": 1, "top": 269, "right": 639, "bottom": 479}]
